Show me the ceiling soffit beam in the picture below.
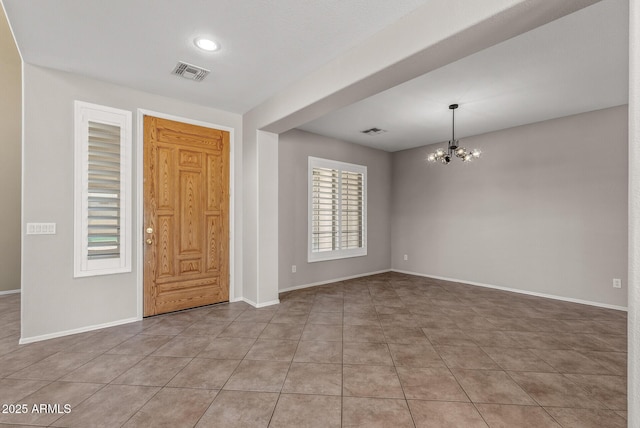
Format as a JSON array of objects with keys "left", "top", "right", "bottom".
[{"left": 245, "top": 0, "right": 601, "bottom": 134}]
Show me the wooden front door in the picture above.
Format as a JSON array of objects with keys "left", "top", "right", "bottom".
[{"left": 143, "top": 116, "right": 229, "bottom": 316}]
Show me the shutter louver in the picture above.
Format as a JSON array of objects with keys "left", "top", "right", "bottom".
[
  {"left": 87, "top": 121, "right": 121, "bottom": 260},
  {"left": 311, "top": 164, "right": 364, "bottom": 255},
  {"left": 312, "top": 167, "right": 339, "bottom": 252},
  {"left": 341, "top": 170, "right": 363, "bottom": 250}
]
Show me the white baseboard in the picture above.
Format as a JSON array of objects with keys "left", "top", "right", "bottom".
[
  {"left": 19, "top": 316, "right": 141, "bottom": 345},
  {"left": 0, "top": 289, "right": 20, "bottom": 296},
  {"left": 279, "top": 269, "right": 392, "bottom": 294},
  {"left": 237, "top": 297, "right": 280, "bottom": 308},
  {"left": 392, "top": 269, "right": 628, "bottom": 312}
]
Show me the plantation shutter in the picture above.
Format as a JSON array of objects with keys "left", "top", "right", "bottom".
[
  {"left": 341, "top": 170, "right": 363, "bottom": 250},
  {"left": 310, "top": 158, "right": 366, "bottom": 261},
  {"left": 74, "top": 101, "right": 131, "bottom": 277},
  {"left": 311, "top": 167, "right": 339, "bottom": 252},
  {"left": 87, "top": 122, "right": 121, "bottom": 260}
]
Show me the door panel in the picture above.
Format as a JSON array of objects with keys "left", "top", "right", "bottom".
[{"left": 144, "top": 116, "right": 229, "bottom": 316}]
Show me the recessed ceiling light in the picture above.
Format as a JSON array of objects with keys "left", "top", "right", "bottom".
[{"left": 194, "top": 38, "right": 219, "bottom": 52}]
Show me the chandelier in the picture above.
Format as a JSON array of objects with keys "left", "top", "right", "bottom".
[{"left": 427, "top": 104, "right": 481, "bottom": 164}]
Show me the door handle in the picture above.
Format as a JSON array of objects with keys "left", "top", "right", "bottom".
[{"left": 146, "top": 238, "right": 153, "bottom": 245}]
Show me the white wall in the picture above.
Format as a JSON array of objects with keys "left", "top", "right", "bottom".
[
  {"left": 0, "top": 5, "right": 20, "bottom": 293},
  {"left": 21, "top": 64, "right": 242, "bottom": 341},
  {"left": 627, "top": 0, "right": 639, "bottom": 423},
  {"left": 391, "top": 106, "right": 628, "bottom": 308},
  {"left": 279, "top": 129, "right": 392, "bottom": 290}
]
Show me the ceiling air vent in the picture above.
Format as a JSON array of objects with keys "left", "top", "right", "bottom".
[
  {"left": 172, "top": 61, "right": 210, "bottom": 82},
  {"left": 361, "top": 127, "right": 387, "bottom": 136}
]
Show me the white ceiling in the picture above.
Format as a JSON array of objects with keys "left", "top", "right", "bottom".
[
  {"left": 299, "top": 0, "right": 629, "bottom": 152},
  {"left": 2, "top": 0, "right": 628, "bottom": 151},
  {"left": 1, "top": 0, "right": 431, "bottom": 113}
]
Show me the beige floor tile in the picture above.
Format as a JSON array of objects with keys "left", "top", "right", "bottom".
[
  {"left": 61, "top": 354, "right": 143, "bottom": 383},
  {"left": 244, "top": 339, "right": 298, "bottom": 361},
  {"left": 381, "top": 326, "right": 428, "bottom": 344},
  {"left": 234, "top": 309, "right": 277, "bottom": 323},
  {"left": 217, "top": 322, "right": 267, "bottom": 339},
  {"left": 0, "top": 347, "right": 56, "bottom": 378},
  {"left": 583, "top": 351, "right": 626, "bottom": 376},
  {"left": 258, "top": 323, "right": 304, "bottom": 340},
  {"left": 293, "top": 340, "right": 342, "bottom": 364},
  {"left": 141, "top": 320, "right": 190, "bottom": 336},
  {"left": 105, "top": 334, "right": 173, "bottom": 356},
  {"left": 51, "top": 384, "right": 158, "bottom": 428},
  {"left": 388, "top": 342, "right": 445, "bottom": 368},
  {"left": 476, "top": 403, "right": 560, "bottom": 428},
  {"left": 223, "top": 360, "right": 290, "bottom": 392},
  {"left": 8, "top": 352, "right": 96, "bottom": 381},
  {"left": 178, "top": 321, "right": 229, "bottom": 337},
  {"left": 468, "top": 331, "right": 521, "bottom": 348},
  {"left": 343, "top": 302, "right": 377, "bottom": 314},
  {"left": 197, "top": 337, "right": 255, "bottom": 359},
  {"left": 408, "top": 400, "right": 488, "bottom": 428},
  {"left": 596, "top": 335, "right": 627, "bottom": 352},
  {"left": 343, "top": 342, "right": 393, "bottom": 365},
  {"left": 423, "top": 329, "right": 477, "bottom": 347},
  {"left": 196, "top": 390, "right": 278, "bottom": 427},
  {"left": 168, "top": 358, "right": 240, "bottom": 389},
  {"left": 270, "top": 311, "right": 309, "bottom": 324},
  {"left": 396, "top": 367, "right": 468, "bottom": 401},
  {"left": 414, "top": 315, "right": 460, "bottom": 330},
  {"left": 530, "top": 349, "right": 614, "bottom": 375},
  {"left": 64, "top": 332, "right": 134, "bottom": 354},
  {"left": 122, "top": 387, "right": 217, "bottom": 427},
  {"left": 378, "top": 313, "right": 418, "bottom": 328},
  {"left": 269, "top": 394, "right": 341, "bottom": 428},
  {"left": 343, "top": 313, "right": 380, "bottom": 326},
  {"left": 344, "top": 324, "right": 386, "bottom": 343},
  {"left": 544, "top": 407, "right": 627, "bottom": 428},
  {"left": 504, "top": 332, "right": 566, "bottom": 349},
  {"left": 306, "top": 311, "right": 343, "bottom": 325},
  {"left": 436, "top": 345, "right": 500, "bottom": 370},
  {"left": 0, "top": 378, "right": 49, "bottom": 404},
  {"left": 508, "top": 371, "right": 607, "bottom": 408},
  {"left": 452, "top": 369, "right": 536, "bottom": 405},
  {"left": 563, "top": 374, "right": 627, "bottom": 410},
  {"left": 343, "top": 364, "right": 404, "bottom": 398},
  {"left": 482, "top": 347, "right": 556, "bottom": 372},
  {"left": 301, "top": 323, "right": 342, "bottom": 342},
  {"left": 112, "top": 356, "right": 191, "bottom": 386},
  {"left": 342, "top": 397, "right": 414, "bottom": 428},
  {"left": 150, "top": 335, "right": 212, "bottom": 357},
  {"left": 282, "top": 362, "right": 342, "bottom": 395}
]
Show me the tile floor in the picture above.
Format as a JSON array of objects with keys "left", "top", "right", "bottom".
[{"left": 0, "top": 272, "right": 628, "bottom": 427}]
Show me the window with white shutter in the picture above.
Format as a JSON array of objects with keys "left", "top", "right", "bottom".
[
  {"left": 74, "top": 101, "right": 132, "bottom": 277},
  {"left": 308, "top": 157, "right": 367, "bottom": 262}
]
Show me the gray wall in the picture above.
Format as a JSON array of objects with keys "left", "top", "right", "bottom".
[
  {"left": 391, "top": 105, "right": 628, "bottom": 308},
  {"left": 22, "top": 64, "right": 242, "bottom": 340},
  {"left": 279, "top": 129, "right": 392, "bottom": 290},
  {"left": 0, "top": 7, "right": 21, "bottom": 293}
]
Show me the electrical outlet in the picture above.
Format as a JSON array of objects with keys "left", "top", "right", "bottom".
[
  {"left": 292, "top": 265, "right": 296, "bottom": 273},
  {"left": 403, "top": 254, "right": 408, "bottom": 261},
  {"left": 613, "top": 278, "right": 622, "bottom": 289}
]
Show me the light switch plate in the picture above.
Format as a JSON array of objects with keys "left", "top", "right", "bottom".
[{"left": 26, "top": 223, "right": 56, "bottom": 235}]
